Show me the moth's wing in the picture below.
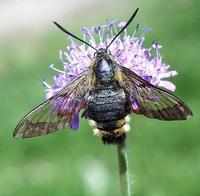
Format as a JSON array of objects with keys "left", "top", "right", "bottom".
[
  {"left": 119, "top": 66, "right": 192, "bottom": 120},
  {"left": 14, "top": 70, "right": 93, "bottom": 138}
]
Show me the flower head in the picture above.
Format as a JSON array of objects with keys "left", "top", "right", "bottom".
[{"left": 43, "top": 20, "right": 177, "bottom": 99}]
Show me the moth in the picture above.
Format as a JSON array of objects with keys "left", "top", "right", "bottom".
[{"left": 13, "top": 8, "right": 192, "bottom": 144}]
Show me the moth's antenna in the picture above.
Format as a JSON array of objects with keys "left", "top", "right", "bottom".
[
  {"left": 53, "top": 21, "right": 97, "bottom": 51},
  {"left": 106, "top": 8, "right": 139, "bottom": 50}
]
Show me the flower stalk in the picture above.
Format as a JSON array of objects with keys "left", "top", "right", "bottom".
[{"left": 117, "top": 140, "right": 131, "bottom": 196}]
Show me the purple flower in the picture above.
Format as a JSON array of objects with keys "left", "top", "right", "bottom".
[{"left": 42, "top": 20, "right": 178, "bottom": 129}]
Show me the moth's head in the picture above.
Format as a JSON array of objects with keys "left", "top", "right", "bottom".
[{"left": 94, "top": 48, "right": 111, "bottom": 59}]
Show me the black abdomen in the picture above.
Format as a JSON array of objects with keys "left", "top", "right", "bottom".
[{"left": 88, "top": 83, "right": 131, "bottom": 132}]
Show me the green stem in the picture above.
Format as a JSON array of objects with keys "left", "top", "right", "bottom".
[{"left": 117, "top": 140, "right": 131, "bottom": 196}]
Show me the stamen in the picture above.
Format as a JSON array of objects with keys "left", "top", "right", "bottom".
[
  {"left": 59, "top": 50, "right": 64, "bottom": 62},
  {"left": 98, "top": 30, "right": 103, "bottom": 43},
  {"left": 49, "top": 64, "right": 66, "bottom": 74},
  {"left": 100, "top": 27, "right": 106, "bottom": 43},
  {"left": 83, "top": 34, "right": 86, "bottom": 51},
  {"left": 41, "top": 77, "right": 51, "bottom": 88},
  {"left": 132, "top": 23, "right": 139, "bottom": 37}
]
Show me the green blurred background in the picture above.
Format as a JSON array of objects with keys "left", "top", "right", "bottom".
[{"left": 0, "top": 0, "right": 199, "bottom": 195}]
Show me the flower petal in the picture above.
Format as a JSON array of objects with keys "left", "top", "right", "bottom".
[
  {"left": 158, "top": 80, "right": 176, "bottom": 92},
  {"left": 71, "top": 113, "right": 79, "bottom": 130}
]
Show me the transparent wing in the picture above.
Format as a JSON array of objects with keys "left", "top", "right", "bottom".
[
  {"left": 120, "top": 66, "right": 192, "bottom": 120},
  {"left": 14, "top": 70, "right": 92, "bottom": 138}
]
